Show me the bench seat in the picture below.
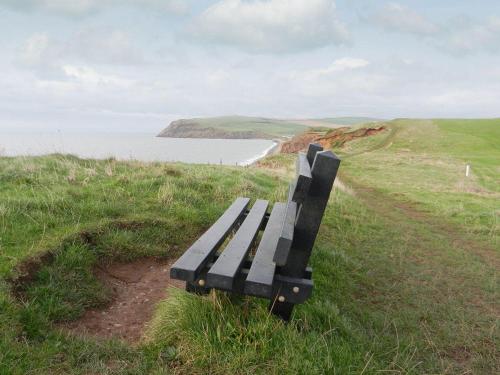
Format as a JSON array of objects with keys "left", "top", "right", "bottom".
[
  {"left": 170, "top": 198, "right": 314, "bottom": 304},
  {"left": 170, "top": 143, "right": 341, "bottom": 320}
]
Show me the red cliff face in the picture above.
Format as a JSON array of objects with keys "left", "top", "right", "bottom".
[{"left": 281, "top": 126, "right": 386, "bottom": 154}]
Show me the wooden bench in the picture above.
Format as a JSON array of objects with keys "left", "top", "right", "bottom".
[{"left": 170, "top": 143, "right": 341, "bottom": 320}]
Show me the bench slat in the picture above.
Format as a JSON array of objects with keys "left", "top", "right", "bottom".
[
  {"left": 170, "top": 197, "right": 250, "bottom": 282},
  {"left": 306, "top": 143, "right": 323, "bottom": 166},
  {"left": 281, "top": 150, "right": 340, "bottom": 277},
  {"left": 244, "top": 202, "right": 287, "bottom": 297},
  {"left": 272, "top": 199, "right": 296, "bottom": 266},
  {"left": 290, "top": 153, "right": 312, "bottom": 203},
  {"left": 207, "top": 199, "right": 269, "bottom": 290}
]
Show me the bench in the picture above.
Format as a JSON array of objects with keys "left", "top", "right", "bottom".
[{"left": 170, "top": 143, "right": 341, "bottom": 320}]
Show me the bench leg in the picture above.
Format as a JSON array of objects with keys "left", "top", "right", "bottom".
[
  {"left": 185, "top": 281, "right": 210, "bottom": 295},
  {"left": 269, "top": 300, "right": 295, "bottom": 321}
]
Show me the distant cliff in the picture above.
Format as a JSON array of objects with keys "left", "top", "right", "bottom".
[
  {"left": 158, "top": 119, "right": 272, "bottom": 139},
  {"left": 157, "top": 116, "right": 310, "bottom": 140}
]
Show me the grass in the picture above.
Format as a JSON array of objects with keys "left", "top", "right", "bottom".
[
  {"left": 316, "top": 117, "right": 384, "bottom": 125},
  {"left": 435, "top": 119, "right": 500, "bottom": 191},
  {"left": 0, "top": 118, "right": 499, "bottom": 374},
  {"left": 178, "top": 116, "right": 309, "bottom": 138},
  {"left": 340, "top": 118, "right": 499, "bottom": 246}
]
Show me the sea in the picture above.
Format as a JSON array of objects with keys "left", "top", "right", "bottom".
[{"left": 0, "top": 131, "right": 277, "bottom": 166}]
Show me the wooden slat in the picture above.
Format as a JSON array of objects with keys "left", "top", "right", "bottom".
[
  {"left": 207, "top": 199, "right": 269, "bottom": 290},
  {"left": 272, "top": 199, "right": 296, "bottom": 266},
  {"left": 243, "top": 209, "right": 270, "bottom": 229},
  {"left": 244, "top": 202, "right": 287, "bottom": 297},
  {"left": 287, "top": 180, "right": 296, "bottom": 202},
  {"left": 306, "top": 143, "right": 323, "bottom": 166},
  {"left": 205, "top": 256, "right": 312, "bottom": 280},
  {"left": 281, "top": 150, "right": 340, "bottom": 277},
  {"left": 290, "top": 153, "right": 312, "bottom": 203},
  {"left": 297, "top": 152, "right": 312, "bottom": 177},
  {"left": 170, "top": 197, "right": 250, "bottom": 282}
]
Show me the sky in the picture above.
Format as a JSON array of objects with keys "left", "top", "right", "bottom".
[{"left": 0, "top": 0, "right": 499, "bottom": 132}]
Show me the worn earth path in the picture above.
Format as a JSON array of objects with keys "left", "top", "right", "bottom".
[
  {"left": 63, "top": 258, "right": 183, "bottom": 343},
  {"left": 338, "top": 173, "right": 499, "bottom": 371},
  {"left": 343, "top": 176, "right": 499, "bottom": 269}
]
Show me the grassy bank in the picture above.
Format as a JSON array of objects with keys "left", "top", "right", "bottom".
[
  {"left": 158, "top": 116, "right": 309, "bottom": 139},
  {"left": 157, "top": 116, "right": 383, "bottom": 139},
  {"left": 340, "top": 118, "right": 499, "bottom": 246},
  {"left": 0, "top": 156, "right": 285, "bottom": 373},
  {"left": 1, "top": 118, "right": 498, "bottom": 374}
]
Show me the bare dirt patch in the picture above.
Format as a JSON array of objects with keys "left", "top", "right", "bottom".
[{"left": 62, "top": 257, "right": 183, "bottom": 343}]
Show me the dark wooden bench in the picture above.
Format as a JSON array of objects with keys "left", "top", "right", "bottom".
[{"left": 170, "top": 143, "right": 341, "bottom": 320}]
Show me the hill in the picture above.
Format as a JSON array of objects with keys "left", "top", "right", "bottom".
[
  {"left": 0, "top": 118, "right": 498, "bottom": 374},
  {"left": 158, "top": 116, "right": 309, "bottom": 139},
  {"left": 157, "top": 116, "right": 384, "bottom": 139},
  {"left": 318, "top": 116, "right": 383, "bottom": 125},
  {"left": 284, "top": 117, "right": 384, "bottom": 129}
]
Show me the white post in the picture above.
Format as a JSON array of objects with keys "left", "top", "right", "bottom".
[{"left": 465, "top": 164, "right": 470, "bottom": 177}]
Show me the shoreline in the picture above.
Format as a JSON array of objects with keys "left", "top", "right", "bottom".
[
  {"left": 0, "top": 132, "right": 277, "bottom": 166},
  {"left": 241, "top": 140, "right": 282, "bottom": 166}
]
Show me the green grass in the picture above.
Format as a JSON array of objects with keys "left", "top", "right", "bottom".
[
  {"left": 180, "top": 116, "right": 309, "bottom": 137},
  {"left": 0, "top": 118, "right": 499, "bottom": 374},
  {"left": 170, "top": 116, "right": 383, "bottom": 138},
  {"left": 341, "top": 119, "right": 499, "bottom": 245},
  {"left": 316, "top": 117, "right": 384, "bottom": 125},
  {"left": 435, "top": 119, "right": 500, "bottom": 191}
]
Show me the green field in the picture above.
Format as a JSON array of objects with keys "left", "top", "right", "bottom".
[
  {"left": 159, "top": 116, "right": 385, "bottom": 139},
  {"left": 176, "top": 116, "right": 309, "bottom": 137},
  {"left": 316, "top": 117, "right": 384, "bottom": 125},
  {"left": 342, "top": 118, "right": 499, "bottom": 244},
  {"left": 0, "top": 119, "right": 498, "bottom": 374}
]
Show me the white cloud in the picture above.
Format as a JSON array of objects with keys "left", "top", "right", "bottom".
[
  {"left": 62, "top": 65, "right": 134, "bottom": 87},
  {"left": 371, "top": 2, "right": 439, "bottom": 35},
  {"left": 295, "top": 57, "right": 373, "bottom": 94},
  {"left": 19, "top": 28, "right": 144, "bottom": 73},
  {"left": 369, "top": 4, "right": 500, "bottom": 56},
  {"left": 19, "top": 33, "right": 69, "bottom": 80},
  {"left": 67, "top": 29, "right": 144, "bottom": 65},
  {"left": 40, "top": 0, "right": 98, "bottom": 16},
  {"left": 2, "top": 0, "right": 188, "bottom": 16},
  {"left": 20, "top": 33, "right": 51, "bottom": 66},
  {"left": 3, "top": 1, "right": 500, "bottom": 131},
  {"left": 139, "top": 0, "right": 188, "bottom": 15},
  {"left": 310, "top": 57, "right": 370, "bottom": 76},
  {"left": 439, "top": 16, "right": 500, "bottom": 55},
  {"left": 290, "top": 58, "right": 386, "bottom": 98},
  {"left": 187, "top": 0, "right": 349, "bottom": 53}
]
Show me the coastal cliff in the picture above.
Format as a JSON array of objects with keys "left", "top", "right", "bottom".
[
  {"left": 157, "top": 116, "right": 311, "bottom": 140},
  {"left": 158, "top": 119, "right": 270, "bottom": 139}
]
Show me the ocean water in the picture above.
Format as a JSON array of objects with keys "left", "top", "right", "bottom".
[{"left": 0, "top": 131, "right": 276, "bottom": 166}]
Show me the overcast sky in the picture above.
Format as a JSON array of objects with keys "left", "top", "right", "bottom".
[{"left": 1, "top": 0, "right": 499, "bottom": 132}]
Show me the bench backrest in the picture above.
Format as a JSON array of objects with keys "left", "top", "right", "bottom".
[{"left": 273, "top": 143, "right": 340, "bottom": 278}]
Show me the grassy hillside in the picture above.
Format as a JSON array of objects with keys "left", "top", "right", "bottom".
[
  {"left": 0, "top": 156, "right": 288, "bottom": 374},
  {"left": 317, "top": 117, "right": 384, "bottom": 125},
  {"left": 158, "top": 116, "right": 309, "bottom": 139},
  {"left": 435, "top": 119, "right": 500, "bottom": 191},
  {"left": 341, "top": 118, "right": 499, "bottom": 245},
  {"left": 0, "top": 118, "right": 498, "bottom": 374},
  {"left": 194, "top": 116, "right": 308, "bottom": 135},
  {"left": 158, "top": 116, "right": 383, "bottom": 139}
]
